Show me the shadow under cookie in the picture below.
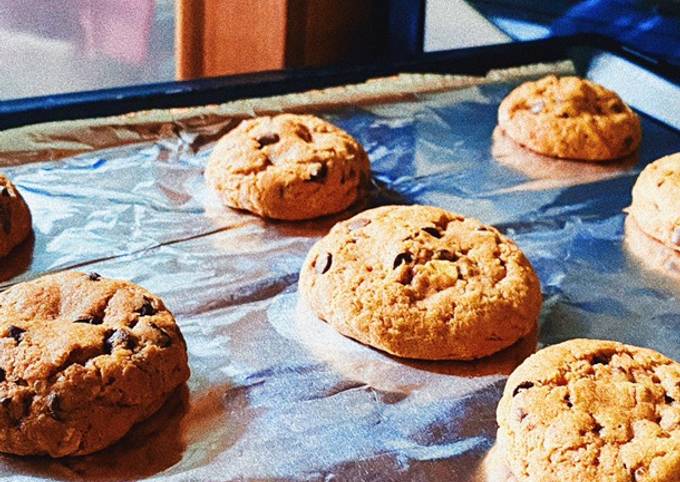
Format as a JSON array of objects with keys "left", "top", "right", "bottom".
[
  {"left": 624, "top": 216, "right": 680, "bottom": 291},
  {"left": 290, "top": 294, "right": 538, "bottom": 393},
  {"left": 492, "top": 127, "right": 638, "bottom": 191},
  {"left": 472, "top": 442, "right": 517, "bottom": 482},
  {"left": 0, "top": 230, "right": 34, "bottom": 285}
]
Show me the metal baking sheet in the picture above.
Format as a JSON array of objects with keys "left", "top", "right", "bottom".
[{"left": 0, "top": 67, "right": 679, "bottom": 481}]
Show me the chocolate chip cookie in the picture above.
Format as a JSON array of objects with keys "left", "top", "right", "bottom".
[
  {"left": 498, "top": 75, "right": 641, "bottom": 161},
  {"left": 497, "top": 339, "right": 680, "bottom": 482},
  {"left": 299, "top": 205, "right": 542, "bottom": 360},
  {"left": 629, "top": 153, "right": 680, "bottom": 253},
  {"left": 0, "top": 271, "right": 190, "bottom": 457},
  {"left": 205, "top": 114, "right": 371, "bottom": 220},
  {"left": 0, "top": 173, "right": 31, "bottom": 257}
]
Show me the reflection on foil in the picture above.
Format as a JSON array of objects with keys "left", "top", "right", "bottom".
[
  {"left": 0, "top": 78, "right": 678, "bottom": 480},
  {"left": 491, "top": 126, "right": 639, "bottom": 191}
]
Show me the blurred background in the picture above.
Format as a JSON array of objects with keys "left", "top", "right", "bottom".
[{"left": 0, "top": 0, "right": 678, "bottom": 100}]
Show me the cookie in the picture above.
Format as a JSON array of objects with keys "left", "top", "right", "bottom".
[
  {"left": 299, "top": 205, "right": 542, "bottom": 360},
  {"left": 0, "top": 173, "right": 31, "bottom": 257},
  {"left": 497, "top": 339, "right": 680, "bottom": 482},
  {"left": 0, "top": 271, "right": 190, "bottom": 457},
  {"left": 205, "top": 114, "right": 371, "bottom": 220},
  {"left": 629, "top": 153, "right": 680, "bottom": 253},
  {"left": 498, "top": 75, "right": 641, "bottom": 161}
]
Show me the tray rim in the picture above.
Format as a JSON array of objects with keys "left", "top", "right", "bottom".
[{"left": 0, "top": 33, "right": 678, "bottom": 131}]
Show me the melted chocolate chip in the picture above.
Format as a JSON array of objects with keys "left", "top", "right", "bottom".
[
  {"left": 88, "top": 272, "right": 101, "bottom": 281},
  {"left": 256, "top": 133, "right": 280, "bottom": 147},
  {"left": 104, "top": 329, "right": 136, "bottom": 354},
  {"left": 348, "top": 218, "right": 370, "bottom": 231},
  {"left": 296, "top": 126, "right": 312, "bottom": 143},
  {"left": 0, "top": 368, "right": 4, "bottom": 382},
  {"left": 317, "top": 253, "right": 332, "bottom": 274},
  {"left": 8, "top": 326, "right": 25, "bottom": 343},
  {"left": 421, "top": 227, "right": 442, "bottom": 238},
  {"left": 74, "top": 316, "right": 103, "bottom": 325},
  {"left": 592, "top": 354, "right": 611, "bottom": 365},
  {"left": 611, "top": 102, "right": 624, "bottom": 113},
  {"left": 149, "top": 322, "right": 172, "bottom": 348},
  {"left": 512, "top": 381, "right": 534, "bottom": 397},
  {"left": 393, "top": 252, "right": 413, "bottom": 269},
  {"left": 46, "top": 393, "right": 64, "bottom": 421},
  {"left": 308, "top": 164, "right": 328, "bottom": 183},
  {"left": 138, "top": 297, "right": 157, "bottom": 317},
  {"left": 434, "top": 250, "right": 457, "bottom": 261},
  {"left": 665, "top": 394, "right": 675, "bottom": 404}
]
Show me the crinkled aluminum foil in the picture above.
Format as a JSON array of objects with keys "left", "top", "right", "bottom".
[{"left": 0, "top": 70, "right": 679, "bottom": 481}]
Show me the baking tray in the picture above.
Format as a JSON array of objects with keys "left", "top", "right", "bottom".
[{"left": 0, "top": 35, "right": 678, "bottom": 481}]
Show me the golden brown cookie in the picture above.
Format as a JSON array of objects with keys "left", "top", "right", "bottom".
[
  {"left": 497, "top": 339, "right": 680, "bottom": 482},
  {"left": 205, "top": 114, "right": 371, "bottom": 220},
  {"left": 0, "top": 271, "right": 190, "bottom": 457},
  {"left": 498, "top": 75, "right": 641, "bottom": 161},
  {"left": 299, "top": 205, "right": 542, "bottom": 360},
  {"left": 629, "top": 153, "right": 680, "bottom": 253},
  {"left": 0, "top": 173, "right": 31, "bottom": 257}
]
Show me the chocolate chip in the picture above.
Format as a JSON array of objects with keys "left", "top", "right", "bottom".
[
  {"left": 308, "top": 164, "right": 328, "bottom": 183},
  {"left": 611, "top": 102, "right": 624, "bottom": 113},
  {"left": 296, "top": 126, "right": 312, "bottom": 143},
  {"left": 393, "top": 252, "right": 413, "bottom": 269},
  {"left": 138, "top": 297, "right": 157, "bottom": 317},
  {"left": 565, "top": 394, "right": 573, "bottom": 408},
  {"left": 46, "top": 393, "right": 64, "bottom": 421},
  {"left": 256, "top": 133, "right": 280, "bottom": 147},
  {"left": 0, "top": 368, "right": 4, "bottom": 382},
  {"left": 104, "top": 329, "right": 136, "bottom": 354},
  {"left": 316, "top": 253, "right": 332, "bottom": 274},
  {"left": 421, "top": 227, "right": 442, "bottom": 238},
  {"left": 592, "top": 354, "right": 611, "bottom": 365},
  {"left": 665, "top": 394, "right": 675, "bottom": 404},
  {"left": 476, "top": 226, "right": 490, "bottom": 232},
  {"left": 149, "top": 322, "right": 172, "bottom": 348},
  {"left": 74, "top": 316, "right": 103, "bottom": 325},
  {"left": 88, "top": 272, "right": 101, "bottom": 281},
  {"left": 0, "top": 187, "right": 9, "bottom": 197},
  {"left": 434, "top": 249, "right": 456, "bottom": 261},
  {"left": 8, "top": 326, "right": 25, "bottom": 343},
  {"left": 512, "top": 381, "right": 534, "bottom": 397},
  {"left": 347, "top": 218, "right": 370, "bottom": 231}
]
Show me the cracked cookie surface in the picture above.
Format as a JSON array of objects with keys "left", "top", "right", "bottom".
[
  {"left": 629, "top": 153, "right": 680, "bottom": 253},
  {"left": 498, "top": 75, "right": 641, "bottom": 161},
  {"left": 497, "top": 339, "right": 680, "bottom": 482},
  {"left": 205, "top": 114, "right": 371, "bottom": 220},
  {"left": 0, "top": 271, "right": 190, "bottom": 457},
  {"left": 0, "top": 173, "right": 31, "bottom": 257},
  {"left": 299, "top": 205, "right": 542, "bottom": 360}
]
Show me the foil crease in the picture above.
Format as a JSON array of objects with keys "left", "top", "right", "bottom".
[{"left": 0, "top": 73, "right": 678, "bottom": 481}]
